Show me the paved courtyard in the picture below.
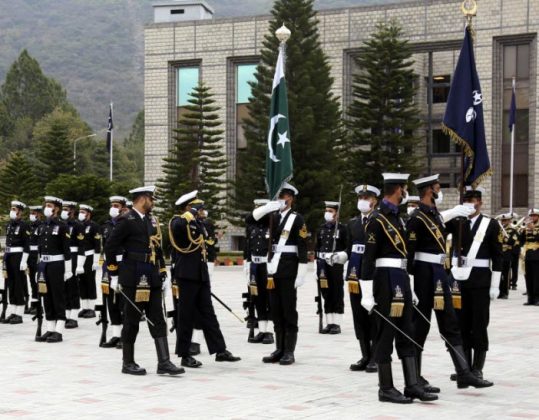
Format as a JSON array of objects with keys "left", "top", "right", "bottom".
[{"left": 1, "top": 264, "right": 538, "bottom": 419}]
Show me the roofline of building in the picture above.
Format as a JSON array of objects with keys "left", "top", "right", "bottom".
[
  {"left": 145, "top": 0, "right": 459, "bottom": 29},
  {"left": 152, "top": 0, "right": 215, "bottom": 14}
]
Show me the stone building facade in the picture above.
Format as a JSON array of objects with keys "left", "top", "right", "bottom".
[{"left": 144, "top": 0, "right": 538, "bottom": 250}]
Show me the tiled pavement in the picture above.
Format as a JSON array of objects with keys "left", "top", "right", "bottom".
[{"left": 1, "top": 264, "right": 538, "bottom": 419}]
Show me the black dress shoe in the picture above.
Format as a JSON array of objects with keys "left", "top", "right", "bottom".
[
  {"left": 497, "top": 294, "right": 508, "bottom": 299},
  {"left": 215, "top": 350, "right": 241, "bottom": 362},
  {"left": 157, "top": 360, "right": 185, "bottom": 375},
  {"left": 1, "top": 314, "right": 15, "bottom": 324},
  {"left": 279, "top": 352, "right": 295, "bottom": 365},
  {"left": 450, "top": 373, "right": 457, "bottom": 381},
  {"left": 262, "top": 333, "right": 274, "bottom": 344},
  {"left": 319, "top": 324, "right": 332, "bottom": 334},
  {"left": 418, "top": 376, "right": 440, "bottom": 393},
  {"left": 188, "top": 342, "right": 201, "bottom": 356},
  {"left": 379, "top": 388, "right": 413, "bottom": 404},
  {"left": 456, "top": 371, "right": 493, "bottom": 388},
  {"left": 28, "top": 306, "right": 37, "bottom": 315},
  {"left": 83, "top": 309, "right": 96, "bottom": 319},
  {"left": 262, "top": 350, "right": 283, "bottom": 363},
  {"left": 181, "top": 356, "right": 202, "bottom": 368},
  {"left": 122, "top": 362, "right": 147, "bottom": 375},
  {"left": 116, "top": 339, "right": 123, "bottom": 349},
  {"left": 523, "top": 302, "right": 534, "bottom": 306},
  {"left": 24, "top": 306, "right": 31, "bottom": 315},
  {"left": 78, "top": 309, "right": 87, "bottom": 318},
  {"left": 350, "top": 358, "right": 369, "bottom": 371},
  {"left": 9, "top": 315, "right": 23, "bottom": 324},
  {"left": 248, "top": 332, "right": 265, "bottom": 343},
  {"left": 365, "top": 361, "right": 378, "bottom": 373},
  {"left": 101, "top": 336, "right": 121, "bottom": 348},
  {"left": 46, "top": 332, "right": 63, "bottom": 343},
  {"left": 65, "top": 319, "right": 78, "bottom": 329},
  {"left": 404, "top": 384, "right": 438, "bottom": 401},
  {"left": 35, "top": 331, "right": 52, "bottom": 342},
  {"left": 328, "top": 324, "right": 341, "bottom": 335},
  {"left": 511, "top": 285, "right": 517, "bottom": 290}
]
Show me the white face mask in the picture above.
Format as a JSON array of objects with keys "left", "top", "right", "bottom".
[
  {"left": 44, "top": 207, "right": 54, "bottom": 218},
  {"left": 400, "top": 190, "right": 409, "bottom": 206},
  {"left": 407, "top": 206, "right": 416, "bottom": 216},
  {"left": 203, "top": 210, "right": 209, "bottom": 218},
  {"left": 278, "top": 199, "right": 287, "bottom": 211},
  {"left": 357, "top": 199, "right": 372, "bottom": 214},
  {"left": 60, "top": 210, "right": 69, "bottom": 220},
  {"left": 78, "top": 212, "right": 87, "bottom": 222},
  {"left": 324, "top": 211, "right": 334, "bottom": 223},
  {"left": 434, "top": 190, "right": 444, "bottom": 206},
  {"left": 29, "top": 214, "right": 37, "bottom": 222},
  {"left": 9, "top": 210, "right": 18, "bottom": 220},
  {"left": 109, "top": 207, "right": 120, "bottom": 218}
]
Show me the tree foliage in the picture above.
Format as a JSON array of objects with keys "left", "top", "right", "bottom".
[{"left": 0, "top": 151, "right": 41, "bottom": 209}]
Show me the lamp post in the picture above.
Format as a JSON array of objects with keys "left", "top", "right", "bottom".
[{"left": 73, "top": 134, "right": 96, "bottom": 172}]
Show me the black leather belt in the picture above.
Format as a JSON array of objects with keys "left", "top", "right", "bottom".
[{"left": 126, "top": 252, "right": 153, "bottom": 263}]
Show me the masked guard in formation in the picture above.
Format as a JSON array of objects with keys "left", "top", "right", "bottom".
[
  {"left": 521, "top": 208, "right": 539, "bottom": 305},
  {"left": 105, "top": 186, "right": 183, "bottom": 376},
  {"left": 61, "top": 201, "right": 83, "bottom": 326},
  {"left": 244, "top": 199, "right": 274, "bottom": 344},
  {"left": 27, "top": 206, "right": 44, "bottom": 311},
  {"left": 99, "top": 196, "right": 128, "bottom": 348},
  {"left": 315, "top": 201, "right": 348, "bottom": 334},
  {"left": 449, "top": 186, "right": 502, "bottom": 382},
  {"left": 36, "top": 196, "right": 71, "bottom": 342},
  {"left": 496, "top": 213, "right": 518, "bottom": 299},
  {"left": 407, "top": 174, "right": 493, "bottom": 390},
  {"left": 361, "top": 173, "right": 437, "bottom": 403},
  {"left": 255, "top": 183, "right": 308, "bottom": 366},
  {"left": 346, "top": 184, "right": 379, "bottom": 372},
  {"left": 510, "top": 215, "right": 521, "bottom": 291},
  {"left": 1, "top": 201, "right": 30, "bottom": 324},
  {"left": 75, "top": 204, "right": 101, "bottom": 319},
  {"left": 169, "top": 190, "right": 240, "bottom": 368}
]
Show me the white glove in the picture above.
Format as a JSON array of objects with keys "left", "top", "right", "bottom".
[
  {"left": 244, "top": 261, "right": 251, "bottom": 285},
  {"left": 409, "top": 275, "right": 419, "bottom": 305},
  {"left": 75, "top": 255, "right": 85, "bottom": 275},
  {"left": 294, "top": 263, "right": 308, "bottom": 288},
  {"left": 253, "top": 201, "right": 281, "bottom": 221},
  {"left": 92, "top": 254, "right": 100, "bottom": 271},
  {"left": 207, "top": 262, "right": 215, "bottom": 280},
  {"left": 110, "top": 276, "right": 120, "bottom": 292},
  {"left": 360, "top": 280, "right": 376, "bottom": 312},
  {"left": 331, "top": 251, "right": 348, "bottom": 265},
  {"left": 490, "top": 271, "right": 501, "bottom": 300},
  {"left": 0, "top": 271, "right": 5, "bottom": 290},
  {"left": 19, "top": 252, "right": 29, "bottom": 271},
  {"left": 162, "top": 276, "right": 171, "bottom": 292},
  {"left": 440, "top": 204, "right": 475, "bottom": 223},
  {"left": 64, "top": 261, "right": 72, "bottom": 281}
]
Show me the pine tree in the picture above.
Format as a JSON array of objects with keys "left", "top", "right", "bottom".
[
  {"left": 0, "top": 151, "right": 41, "bottom": 208},
  {"left": 347, "top": 20, "right": 421, "bottom": 188},
  {"left": 233, "top": 0, "right": 342, "bottom": 233},
  {"left": 157, "top": 83, "right": 227, "bottom": 223},
  {"left": 122, "top": 110, "right": 145, "bottom": 184}
]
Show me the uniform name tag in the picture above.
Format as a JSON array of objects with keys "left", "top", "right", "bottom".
[
  {"left": 15, "top": 226, "right": 20, "bottom": 235},
  {"left": 69, "top": 227, "right": 73, "bottom": 235},
  {"left": 85, "top": 226, "right": 91, "bottom": 233},
  {"left": 53, "top": 226, "right": 59, "bottom": 235}
]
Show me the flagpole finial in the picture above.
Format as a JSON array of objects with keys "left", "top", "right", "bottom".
[
  {"left": 461, "top": 0, "right": 477, "bottom": 27},
  {"left": 275, "top": 24, "right": 291, "bottom": 44}
]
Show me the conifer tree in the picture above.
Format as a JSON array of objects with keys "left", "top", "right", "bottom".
[{"left": 0, "top": 152, "right": 41, "bottom": 208}]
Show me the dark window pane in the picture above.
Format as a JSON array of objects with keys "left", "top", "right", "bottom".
[
  {"left": 431, "top": 75, "right": 450, "bottom": 104},
  {"left": 504, "top": 45, "right": 517, "bottom": 79},
  {"left": 517, "top": 44, "right": 530, "bottom": 79},
  {"left": 432, "top": 129, "right": 451, "bottom": 154}
]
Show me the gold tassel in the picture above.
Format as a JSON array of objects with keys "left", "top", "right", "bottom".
[
  {"left": 390, "top": 302, "right": 404, "bottom": 318},
  {"left": 101, "top": 283, "right": 110, "bottom": 296},
  {"left": 249, "top": 284, "right": 258, "bottom": 296},
  {"left": 452, "top": 295, "right": 462, "bottom": 309},
  {"left": 348, "top": 280, "right": 360, "bottom": 294},
  {"left": 135, "top": 288, "right": 151, "bottom": 303},
  {"left": 267, "top": 277, "right": 275, "bottom": 290},
  {"left": 433, "top": 295, "right": 444, "bottom": 310},
  {"left": 172, "top": 284, "right": 180, "bottom": 299},
  {"left": 38, "top": 282, "right": 48, "bottom": 294},
  {"left": 320, "top": 278, "right": 329, "bottom": 289}
]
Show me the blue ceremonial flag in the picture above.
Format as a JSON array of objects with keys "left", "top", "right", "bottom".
[
  {"left": 106, "top": 103, "right": 113, "bottom": 153},
  {"left": 508, "top": 78, "right": 516, "bottom": 132},
  {"left": 442, "top": 27, "right": 491, "bottom": 189}
]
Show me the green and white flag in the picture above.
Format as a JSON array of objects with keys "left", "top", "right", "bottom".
[{"left": 265, "top": 46, "right": 293, "bottom": 200}]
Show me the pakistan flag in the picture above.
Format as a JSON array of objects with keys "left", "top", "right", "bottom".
[{"left": 265, "top": 46, "right": 293, "bottom": 200}]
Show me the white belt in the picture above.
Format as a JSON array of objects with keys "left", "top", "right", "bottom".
[
  {"left": 116, "top": 255, "right": 123, "bottom": 262},
  {"left": 84, "top": 250, "right": 95, "bottom": 257},
  {"left": 415, "top": 252, "right": 447, "bottom": 265},
  {"left": 5, "top": 247, "right": 24, "bottom": 253},
  {"left": 375, "top": 258, "right": 407, "bottom": 270},
  {"left": 352, "top": 244, "right": 365, "bottom": 254},
  {"left": 272, "top": 245, "right": 298, "bottom": 254},
  {"left": 317, "top": 252, "right": 333, "bottom": 259},
  {"left": 41, "top": 255, "right": 65, "bottom": 263},
  {"left": 451, "top": 257, "right": 490, "bottom": 268},
  {"left": 30, "top": 246, "right": 39, "bottom": 252},
  {"left": 251, "top": 255, "right": 267, "bottom": 264},
  {"left": 70, "top": 247, "right": 79, "bottom": 252}
]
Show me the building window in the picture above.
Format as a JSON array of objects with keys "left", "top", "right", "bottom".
[
  {"left": 236, "top": 64, "right": 257, "bottom": 150},
  {"left": 501, "top": 44, "right": 530, "bottom": 207},
  {"left": 432, "top": 129, "right": 451, "bottom": 154},
  {"left": 177, "top": 67, "right": 199, "bottom": 107},
  {"left": 431, "top": 75, "right": 451, "bottom": 103}
]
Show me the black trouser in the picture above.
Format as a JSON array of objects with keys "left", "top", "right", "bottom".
[
  {"left": 500, "top": 257, "right": 511, "bottom": 296},
  {"left": 43, "top": 261, "right": 66, "bottom": 321},
  {"left": 373, "top": 268, "right": 415, "bottom": 364},
  {"left": 65, "top": 254, "right": 80, "bottom": 310},
  {"left": 510, "top": 252, "right": 519, "bottom": 287},
  {"left": 270, "top": 275, "right": 298, "bottom": 336},
  {"left": 349, "top": 286, "right": 375, "bottom": 346},
  {"left": 121, "top": 286, "right": 166, "bottom": 345},
  {"left": 176, "top": 278, "right": 226, "bottom": 356},
  {"left": 252, "top": 262, "right": 270, "bottom": 321},
  {"left": 318, "top": 261, "right": 344, "bottom": 314},
  {"left": 459, "top": 286, "right": 490, "bottom": 351},
  {"left": 5, "top": 253, "right": 26, "bottom": 306},
  {"left": 107, "top": 290, "right": 123, "bottom": 325},
  {"left": 412, "top": 263, "right": 462, "bottom": 351},
  {"left": 79, "top": 256, "right": 97, "bottom": 300},
  {"left": 525, "top": 259, "right": 539, "bottom": 303},
  {"left": 28, "top": 252, "right": 39, "bottom": 300}
]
